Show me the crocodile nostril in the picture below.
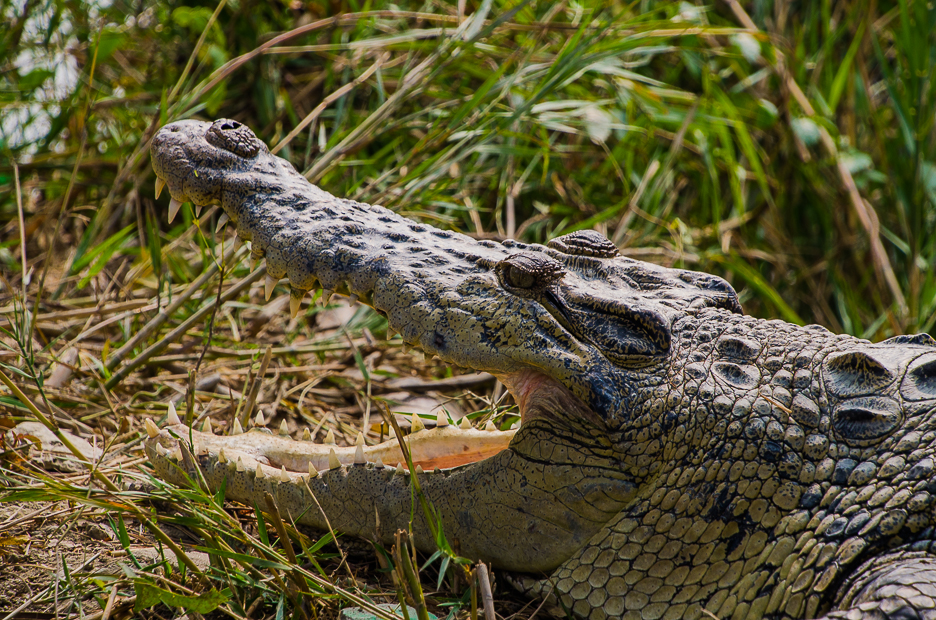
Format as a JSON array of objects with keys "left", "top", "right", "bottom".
[
  {"left": 832, "top": 396, "right": 903, "bottom": 446},
  {"left": 220, "top": 121, "right": 242, "bottom": 131},
  {"left": 823, "top": 351, "right": 895, "bottom": 397},
  {"left": 901, "top": 353, "right": 936, "bottom": 401}
]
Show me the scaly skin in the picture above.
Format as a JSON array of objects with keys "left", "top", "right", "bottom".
[{"left": 146, "top": 118, "right": 936, "bottom": 620}]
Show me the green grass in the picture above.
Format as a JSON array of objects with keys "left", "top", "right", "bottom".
[{"left": 1, "top": 0, "right": 935, "bottom": 617}]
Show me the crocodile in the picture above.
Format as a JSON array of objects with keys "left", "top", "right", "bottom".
[{"left": 145, "top": 118, "right": 936, "bottom": 620}]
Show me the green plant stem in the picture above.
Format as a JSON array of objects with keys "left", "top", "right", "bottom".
[{"left": 0, "top": 368, "right": 209, "bottom": 585}]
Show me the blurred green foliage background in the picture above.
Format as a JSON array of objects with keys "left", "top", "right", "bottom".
[{"left": 2, "top": 0, "right": 935, "bottom": 338}]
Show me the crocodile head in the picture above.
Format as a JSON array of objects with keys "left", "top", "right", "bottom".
[{"left": 148, "top": 119, "right": 936, "bottom": 619}]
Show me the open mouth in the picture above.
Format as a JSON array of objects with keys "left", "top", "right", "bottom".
[{"left": 145, "top": 404, "right": 516, "bottom": 479}]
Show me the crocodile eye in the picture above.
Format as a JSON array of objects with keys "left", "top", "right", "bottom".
[
  {"left": 504, "top": 265, "right": 536, "bottom": 289},
  {"left": 495, "top": 253, "right": 564, "bottom": 295},
  {"left": 205, "top": 118, "right": 263, "bottom": 158}
]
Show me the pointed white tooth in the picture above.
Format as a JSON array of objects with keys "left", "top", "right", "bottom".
[
  {"left": 201, "top": 417, "right": 213, "bottom": 434},
  {"left": 436, "top": 410, "right": 449, "bottom": 427},
  {"left": 233, "top": 236, "right": 244, "bottom": 251},
  {"left": 254, "top": 410, "right": 266, "bottom": 427},
  {"left": 265, "top": 275, "right": 277, "bottom": 301},
  {"left": 290, "top": 293, "right": 303, "bottom": 319},
  {"left": 387, "top": 326, "right": 397, "bottom": 339},
  {"left": 415, "top": 465, "right": 424, "bottom": 474},
  {"left": 324, "top": 429, "right": 336, "bottom": 445},
  {"left": 348, "top": 294, "right": 359, "bottom": 304},
  {"left": 231, "top": 419, "right": 244, "bottom": 435},
  {"left": 195, "top": 203, "right": 203, "bottom": 217},
  {"left": 458, "top": 417, "right": 472, "bottom": 430},
  {"left": 308, "top": 462, "right": 319, "bottom": 478},
  {"left": 167, "top": 402, "right": 181, "bottom": 425},
  {"left": 321, "top": 289, "right": 334, "bottom": 305},
  {"left": 396, "top": 463, "right": 405, "bottom": 475},
  {"left": 216, "top": 212, "right": 230, "bottom": 233},
  {"left": 280, "top": 466, "right": 290, "bottom": 483},
  {"left": 328, "top": 448, "right": 341, "bottom": 470},
  {"left": 236, "top": 456, "right": 245, "bottom": 472},
  {"left": 248, "top": 255, "right": 258, "bottom": 271},
  {"left": 218, "top": 448, "right": 227, "bottom": 463},
  {"left": 156, "top": 443, "right": 167, "bottom": 457},
  {"left": 355, "top": 432, "right": 365, "bottom": 447},
  {"left": 256, "top": 463, "right": 265, "bottom": 479},
  {"left": 279, "top": 419, "right": 290, "bottom": 436},
  {"left": 144, "top": 418, "right": 160, "bottom": 438},
  {"left": 155, "top": 178, "right": 166, "bottom": 199},
  {"left": 411, "top": 413, "right": 425, "bottom": 433},
  {"left": 484, "top": 420, "right": 497, "bottom": 432},
  {"left": 168, "top": 198, "right": 183, "bottom": 223},
  {"left": 375, "top": 456, "right": 384, "bottom": 469},
  {"left": 172, "top": 447, "right": 184, "bottom": 461},
  {"left": 354, "top": 444, "right": 365, "bottom": 464},
  {"left": 402, "top": 344, "right": 411, "bottom": 354},
  {"left": 302, "top": 428, "right": 312, "bottom": 441}
]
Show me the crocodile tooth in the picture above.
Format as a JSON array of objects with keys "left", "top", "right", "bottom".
[
  {"left": 328, "top": 448, "right": 341, "bottom": 470},
  {"left": 255, "top": 463, "right": 265, "bottom": 479},
  {"left": 402, "top": 344, "right": 411, "bottom": 354},
  {"left": 216, "top": 212, "right": 230, "bottom": 233},
  {"left": 396, "top": 463, "right": 405, "bottom": 475},
  {"left": 218, "top": 448, "right": 227, "bottom": 463},
  {"left": 484, "top": 420, "right": 497, "bottom": 432},
  {"left": 290, "top": 290, "right": 304, "bottom": 318},
  {"left": 354, "top": 443, "right": 365, "bottom": 464},
  {"left": 278, "top": 419, "right": 290, "bottom": 436},
  {"left": 155, "top": 443, "right": 167, "bottom": 457},
  {"left": 458, "top": 417, "right": 472, "bottom": 430},
  {"left": 375, "top": 456, "right": 385, "bottom": 469},
  {"left": 348, "top": 294, "right": 359, "bottom": 304},
  {"left": 280, "top": 466, "right": 290, "bottom": 483},
  {"left": 194, "top": 203, "right": 203, "bottom": 217},
  {"left": 167, "top": 402, "right": 181, "bottom": 425},
  {"left": 415, "top": 465, "right": 424, "bottom": 474},
  {"left": 236, "top": 456, "right": 245, "bottom": 472},
  {"left": 355, "top": 432, "right": 365, "bottom": 447},
  {"left": 231, "top": 419, "right": 244, "bottom": 435},
  {"left": 265, "top": 275, "right": 278, "bottom": 301},
  {"left": 168, "top": 198, "right": 183, "bottom": 223},
  {"left": 254, "top": 410, "right": 266, "bottom": 427},
  {"left": 201, "top": 417, "right": 213, "bottom": 434},
  {"left": 411, "top": 413, "right": 426, "bottom": 433},
  {"left": 321, "top": 289, "right": 334, "bottom": 305},
  {"left": 248, "top": 254, "right": 258, "bottom": 271},
  {"left": 144, "top": 418, "right": 160, "bottom": 438},
  {"left": 155, "top": 178, "right": 166, "bottom": 199},
  {"left": 173, "top": 447, "right": 184, "bottom": 461},
  {"left": 308, "top": 462, "right": 318, "bottom": 478},
  {"left": 302, "top": 428, "right": 312, "bottom": 441},
  {"left": 387, "top": 326, "right": 397, "bottom": 339},
  {"left": 324, "top": 429, "right": 336, "bottom": 445},
  {"left": 436, "top": 410, "right": 450, "bottom": 427},
  {"left": 232, "top": 236, "right": 244, "bottom": 251}
]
